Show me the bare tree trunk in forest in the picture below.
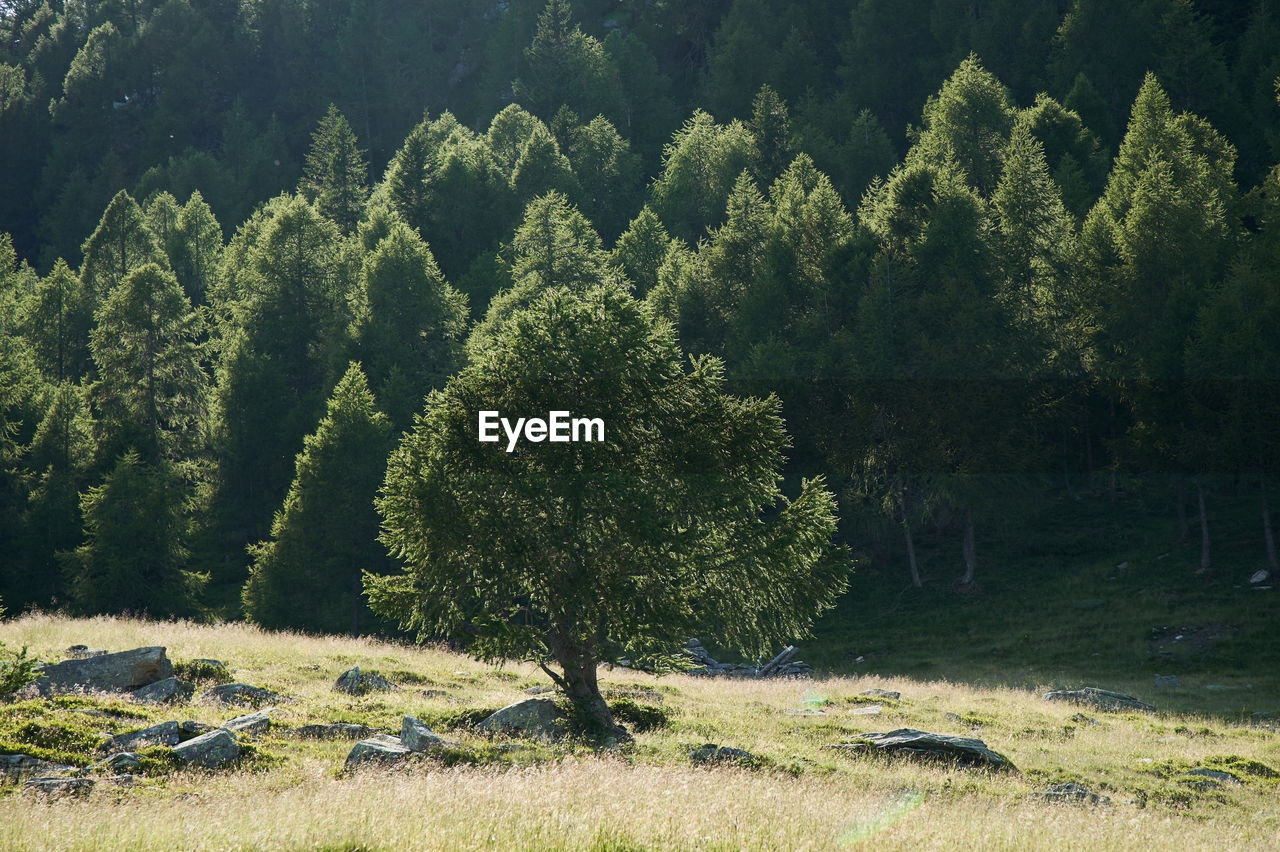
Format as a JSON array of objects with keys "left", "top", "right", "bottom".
[
  {"left": 960, "top": 508, "right": 976, "bottom": 587},
  {"left": 1196, "top": 479, "right": 1210, "bottom": 573},
  {"left": 546, "top": 630, "right": 631, "bottom": 742},
  {"left": 1262, "top": 475, "right": 1278, "bottom": 573},
  {"left": 902, "top": 499, "right": 921, "bottom": 588},
  {"left": 1175, "top": 477, "right": 1189, "bottom": 544}
]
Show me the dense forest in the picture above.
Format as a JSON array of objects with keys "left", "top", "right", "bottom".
[{"left": 1, "top": 0, "right": 1278, "bottom": 637}]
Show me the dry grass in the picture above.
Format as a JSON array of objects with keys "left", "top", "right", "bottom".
[{"left": 2, "top": 613, "right": 1279, "bottom": 851}]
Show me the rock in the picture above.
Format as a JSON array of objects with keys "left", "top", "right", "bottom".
[
  {"left": 1250, "top": 570, "right": 1270, "bottom": 584},
  {"left": 1067, "top": 713, "right": 1101, "bottom": 726},
  {"left": 180, "top": 720, "right": 214, "bottom": 740},
  {"left": 24, "top": 777, "right": 94, "bottom": 796},
  {"left": 34, "top": 646, "right": 172, "bottom": 695},
  {"left": 224, "top": 709, "right": 273, "bottom": 735},
  {"left": 109, "top": 721, "right": 182, "bottom": 750},
  {"left": 784, "top": 708, "right": 827, "bottom": 716},
  {"left": 1154, "top": 675, "right": 1179, "bottom": 687},
  {"left": 132, "top": 677, "right": 195, "bottom": 704},
  {"left": 858, "top": 689, "right": 901, "bottom": 700},
  {"left": 1186, "top": 768, "right": 1241, "bottom": 785},
  {"left": 192, "top": 658, "right": 226, "bottom": 669},
  {"left": 173, "top": 729, "right": 240, "bottom": 768},
  {"left": 66, "top": 645, "right": 109, "bottom": 659},
  {"left": 0, "top": 754, "right": 76, "bottom": 780},
  {"left": 848, "top": 705, "right": 882, "bottom": 716},
  {"left": 344, "top": 734, "right": 411, "bottom": 771},
  {"left": 1036, "top": 782, "right": 1111, "bottom": 805},
  {"left": 1041, "top": 687, "right": 1154, "bottom": 712},
  {"left": 94, "top": 752, "right": 141, "bottom": 773},
  {"left": 831, "top": 728, "right": 1015, "bottom": 771},
  {"left": 333, "top": 666, "right": 398, "bottom": 695},
  {"left": 477, "top": 698, "right": 569, "bottom": 741},
  {"left": 295, "top": 723, "right": 374, "bottom": 740},
  {"left": 400, "top": 716, "right": 448, "bottom": 752},
  {"left": 524, "top": 685, "right": 554, "bottom": 695},
  {"left": 202, "top": 683, "right": 285, "bottom": 706},
  {"left": 689, "top": 744, "right": 759, "bottom": 766}
]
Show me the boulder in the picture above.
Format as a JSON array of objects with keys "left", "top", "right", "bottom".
[
  {"left": 24, "top": 777, "right": 94, "bottom": 796},
  {"left": 848, "top": 705, "right": 882, "bottom": 716},
  {"left": 296, "top": 723, "right": 374, "bottom": 740},
  {"left": 94, "top": 752, "right": 141, "bottom": 773},
  {"left": 0, "top": 754, "right": 76, "bottom": 780},
  {"left": 1042, "top": 687, "right": 1154, "bottom": 713},
  {"left": 690, "top": 744, "right": 759, "bottom": 766},
  {"left": 831, "top": 728, "right": 1015, "bottom": 771},
  {"left": 34, "top": 646, "right": 172, "bottom": 695},
  {"left": 1036, "top": 782, "right": 1111, "bottom": 805},
  {"left": 202, "top": 683, "right": 285, "bottom": 706},
  {"left": 400, "top": 716, "right": 449, "bottom": 752},
  {"left": 344, "top": 734, "right": 411, "bottom": 771},
  {"left": 333, "top": 666, "right": 398, "bottom": 695},
  {"left": 1067, "top": 713, "right": 1101, "bottom": 726},
  {"left": 477, "top": 698, "right": 569, "bottom": 741},
  {"left": 173, "top": 729, "right": 240, "bottom": 768},
  {"left": 132, "top": 677, "right": 195, "bottom": 704},
  {"left": 1186, "top": 768, "right": 1241, "bottom": 785},
  {"left": 224, "top": 709, "right": 273, "bottom": 735},
  {"left": 180, "top": 720, "right": 214, "bottom": 740},
  {"left": 858, "top": 689, "right": 901, "bottom": 700},
  {"left": 65, "top": 645, "right": 109, "bottom": 659},
  {"left": 109, "top": 721, "right": 182, "bottom": 750}
]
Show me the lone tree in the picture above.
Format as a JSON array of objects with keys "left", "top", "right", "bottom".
[{"left": 368, "top": 283, "right": 848, "bottom": 739}]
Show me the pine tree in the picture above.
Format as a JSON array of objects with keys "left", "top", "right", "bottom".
[
  {"left": 300, "top": 104, "right": 370, "bottom": 235},
  {"left": 21, "top": 260, "right": 91, "bottom": 383},
  {"left": 79, "top": 190, "right": 166, "bottom": 306},
  {"left": 747, "top": 85, "right": 793, "bottom": 186},
  {"left": 243, "top": 363, "right": 393, "bottom": 634}
]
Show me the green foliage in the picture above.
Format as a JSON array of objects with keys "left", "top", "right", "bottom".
[
  {"left": 513, "top": 0, "right": 621, "bottom": 123},
  {"left": 20, "top": 259, "right": 90, "bottom": 383},
  {"left": 172, "top": 659, "right": 233, "bottom": 685},
  {"left": 649, "top": 111, "right": 757, "bottom": 241},
  {"left": 79, "top": 190, "right": 166, "bottom": 305},
  {"left": 300, "top": 105, "right": 370, "bottom": 235},
  {"left": 0, "top": 642, "right": 39, "bottom": 696},
  {"left": 243, "top": 363, "right": 394, "bottom": 635}
]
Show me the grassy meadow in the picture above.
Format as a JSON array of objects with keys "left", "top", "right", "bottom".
[{"left": 2, "top": 612, "right": 1278, "bottom": 851}]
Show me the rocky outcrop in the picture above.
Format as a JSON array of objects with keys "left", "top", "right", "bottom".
[
  {"left": 333, "top": 667, "right": 398, "bottom": 695},
  {"left": 132, "top": 677, "right": 195, "bottom": 704},
  {"left": 477, "top": 698, "right": 569, "bottom": 741},
  {"left": 202, "top": 683, "right": 285, "bottom": 706},
  {"left": 94, "top": 752, "right": 141, "bottom": 773},
  {"left": 1035, "top": 782, "right": 1111, "bottom": 805},
  {"left": 689, "top": 744, "right": 759, "bottom": 766},
  {"left": 109, "top": 721, "right": 182, "bottom": 750},
  {"left": 173, "top": 729, "right": 241, "bottom": 768},
  {"left": 858, "top": 688, "right": 901, "bottom": 700},
  {"left": 400, "top": 716, "right": 450, "bottom": 752},
  {"left": 1042, "top": 687, "right": 1154, "bottom": 713},
  {"left": 0, "top": 753, "right": 76, "bottom": 780},
  {"left": 24, "top": 777, "right": 95, "bottom": 795},
  {"left": 224, "top": 709, "right": 273, "bottom": 735},
  {"left": 831, "top": 728, "right": 1015, "bottom": 771},
  {"left": 34, "top": 646, "right": 172, "bottom": 695},
  {"left": 344, "top": 734, "right": 411, "bottom": 771}
]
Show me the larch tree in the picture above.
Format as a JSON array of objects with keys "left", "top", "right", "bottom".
[{"left": 300, "top": 104, "right": 370, "bottom": 235}]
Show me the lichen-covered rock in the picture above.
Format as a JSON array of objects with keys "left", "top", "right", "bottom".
[
  {"left": 296, "top": 723, "right": 374, "bottom": 740},
  {"left": 224, "top": 709, "right": 273, "bottom": 735},
  {"left": 689, "top": 744, "right": 759, "bottom": 766},
  {"left": 179, "top": 720, "right": 214, "bottom": 740},
  {"left": 477, "top": 698, "right": 569, "bottom": 741},
  {"left": 400, "top": 716, "right": 448, "bottom": 752},
  {"left": 1042, "top": 687, "right": 1154, "bottom": 713},
  {"left": 94, "top": 752, "right": 141, "bottom": 773},
  {"left": 0, "top": 754, "right": 76, "bottom": 780},
  {"left": 24, "top": 777, "right": 94, "bottom": 796},
  {"left": 344, "top": 734, "right": 411, "bottom": 771},
  {"left": 173, "top": 729, "right": 240, "bottom": 768},
  {"left": 831, "top": 728, "right": 1015, "bottom": 771},
  {"left": 1036, "top": 782, "right": 1111, "bottom": 805},
  {"left": 109, "top": 721, "right": 182, "bottom": 750},
  {"left": 202, "top": 683, "right": 285, "bottom": 706},
  {"left": 1186, "top": 768, "right": 1242, "bottom": 785},
  {"left": 333, "top": 666, "right": 397, "bottom": 695},
  {"left": 34, "top": 646, "right": 172, "bottom": 695},
  {"left": 858, "top": 689, "right": 901, "bottom": 700},
  {"left": 131, "top": 677, "right": 195, "bottom": 704}
]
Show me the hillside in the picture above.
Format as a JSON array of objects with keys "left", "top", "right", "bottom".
[{"left": 2, "top": 614, "right": 1278, "bottom": 850}]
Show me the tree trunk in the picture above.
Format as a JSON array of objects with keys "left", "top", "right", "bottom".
[
  {"left": 1262, "top": 476, "right": 1278, "bottom": 573},
  {"left": 548, "top": 631, "right": 630, "bottom": 742},
  {"left": 1175, "top": 477, "right": 1189, "bottom": 544},
  {"left": 1196, "top": 479, "right": 1210, "bottom": 573},
  {"left": 902, "top": 501, "right": 921, "bottom": 588},
  {"left": 960, "top": 508, "right": 976, "bottom": 587}
]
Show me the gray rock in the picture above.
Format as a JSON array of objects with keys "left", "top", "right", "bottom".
[
  {"left": 784, "top": 708, "right": 827, "bottom": 716},
  {"left": 848, "top": 705, "right": 882, "bottom": 716},
  {"left": 0, "top": 754, "right": 76, "bottom": 780},
  {"left": 192, "top": 658, "right": 226, "bottom": 670},
  {"left": 202, "top": 682, "right": 285, "bottom": 706},
  {"left": 34, "top": 646, "right": 172, "bottom": 695},
  {"left": 1037, "top": 782, "right": 1111, "bottom": 805},
  {"left": 24, "top": 777, "right": 94, "bottom": 796},
  {"left": 1041, "top": 687, "right": 1154, "bottom": 713},
  {"left": 689, "top": 744, "right": 759, "bottom": 766},
  {"left": 132, "top": 677, "right": 195, "bottom": 704},
  {"left": 524, "top": 685, "right": 554, "bottom": 695},
  {"left": 1186, "top": 768, "right": 1241, "bottom": 785},
  {"left": 333, "top": 666, "right": 398, "bottom": 695},
  {"left": 109, "top": 721, "right": 182, "bottom": 750},
  {"left": 94, "top": 752, "right": 141, "bottom": 773},
  {"left": 1154, "top": 675, "right": 1179, "bottom": 687},
  {"left": 831, "top": 728, "right": 1015, "bottom": 771},
  {"left": 224, "top": 708, "right": 273, "bottom": 735},
  {"left": 173, "top": 729, "right": 241, "bottom": 768},
  {"left": 1067, "top": 713, "right": 1101, "bottom": 726},
  {"left": 477, "top": 698, "right": 569, "bottom": 741},
  {"left": 858, "top": 689, "right": 901, "bottom": 700},
  {"left": 66, "top": 645, "right": 109, "bottom": 659},
  {"left": 400, "top": 716, "right": 448, "bottom": 752},
  {"left": 1250, "top": 569, "right": 1270, "bottom": 584},
  {"left": 295, "top": 723, "right": 374, "bottom": 740},
  {"left": 344, "top": 734, "right": 411, "bottom": 771},
  {"left": 180, "top": 720, "right": 214, "bottom": 740}
]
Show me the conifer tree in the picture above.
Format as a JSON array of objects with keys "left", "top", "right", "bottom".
[
  {"left": 21, "top": 260, "right": 90, "bottom": 383},
  {"left": 79, "top": 190, "right": 165, "bottom": 306},
  {"left": 300, "top": 104, "right": 370, "bottom": 235}
]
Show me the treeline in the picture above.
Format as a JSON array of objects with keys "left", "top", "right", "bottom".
[{"left": 1, "top": 0, "right": 1278, "bottom": 632}]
